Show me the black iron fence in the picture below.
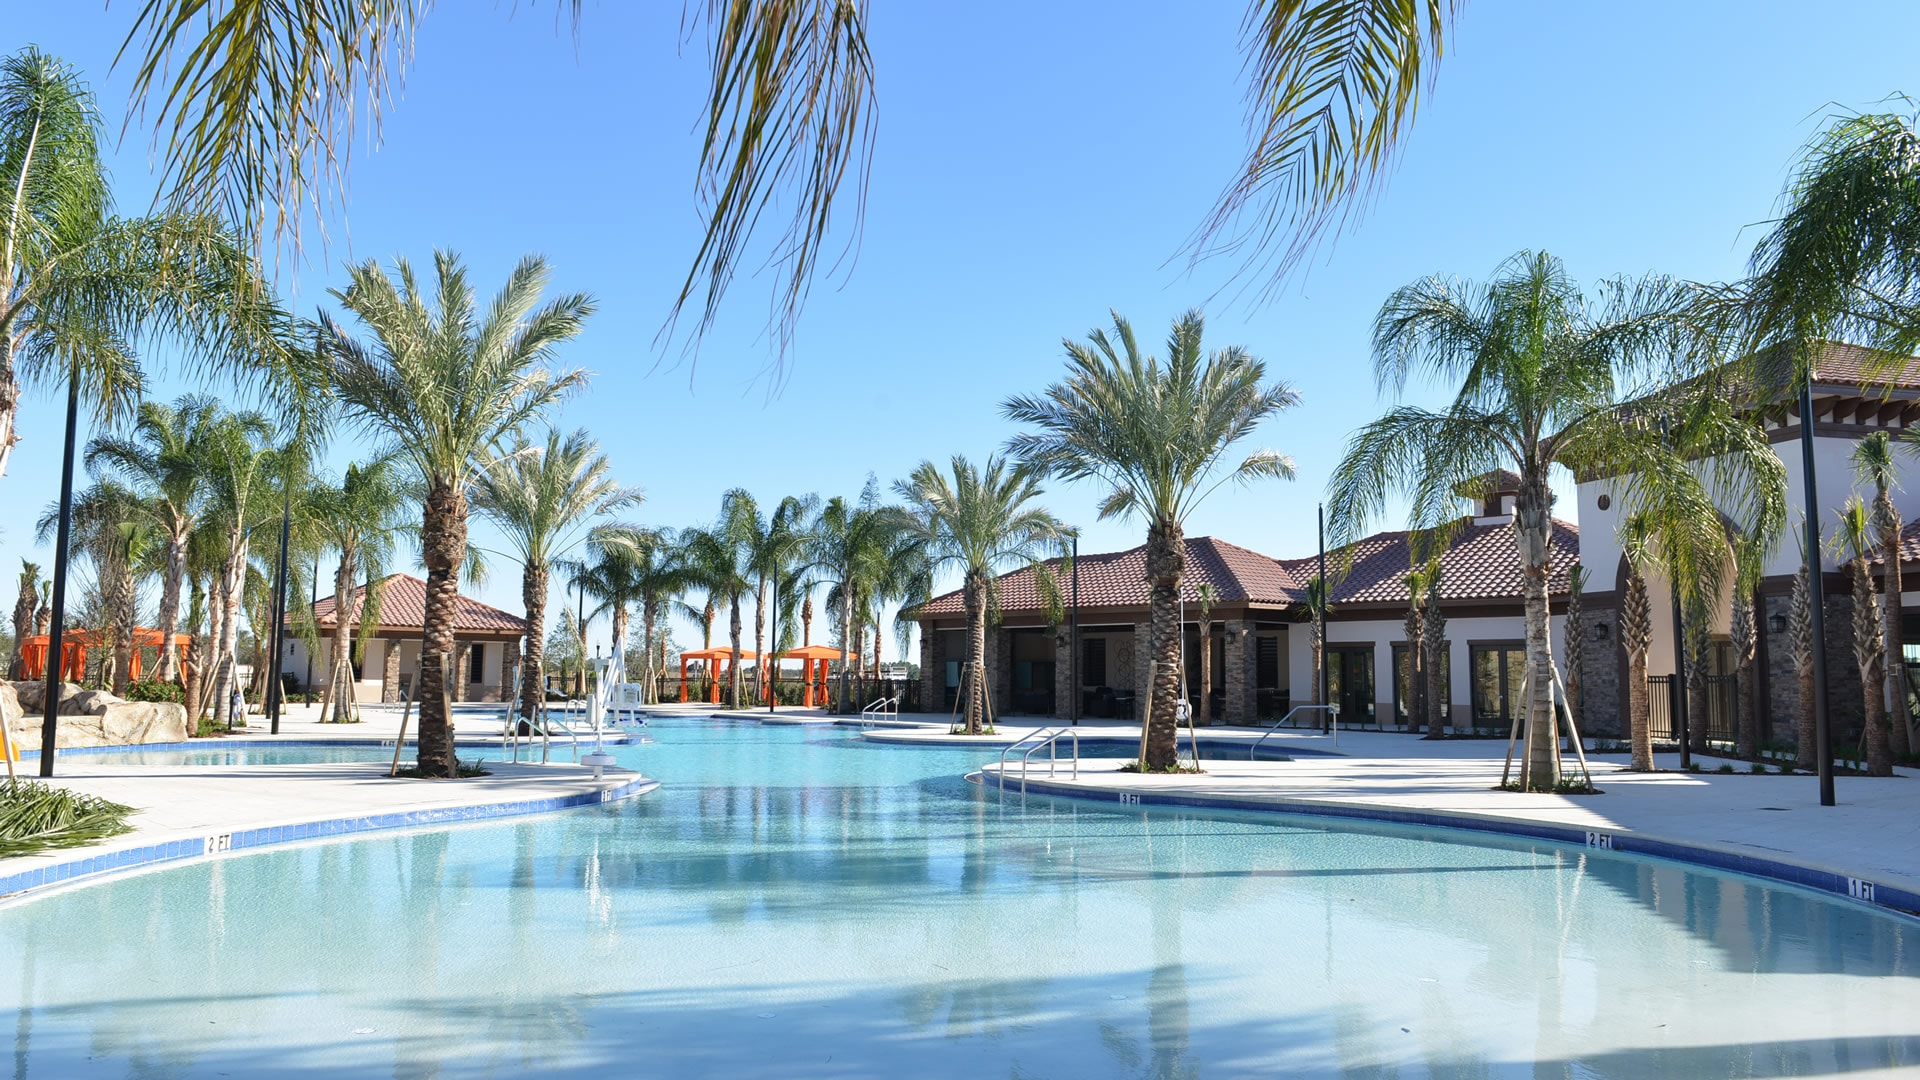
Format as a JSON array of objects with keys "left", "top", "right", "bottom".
[{"left": 1646, "top": 674, "right": 1737, "bottom": 745}]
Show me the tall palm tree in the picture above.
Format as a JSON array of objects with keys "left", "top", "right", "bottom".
[
  {"left": 806, "top": 479, "right": 903, "bottom": 712},
  {"left": 895, "top": 455, "right": 1066, "bottom": 736},
  {"left": 84, "top": 396, "right": 223, "bottom": 682},
  {"left": 308, "top": 458, "right": 411, "bottom": 721},
  {"left": 1327, "top": 251, "right": 1785, "bottom": 790},
  {"left": 1420, "top": 561, "right": 1447, "bottom": 738},
  {"left": 475, "top": 427, "right": 638, "bottom": 726},
  {"left": 117, "top": 4, "right": 1451, "bottom": 350},
  {"left": 1855, "top": 430, "right": 1912, "bottom": 759},
  {"left": 0, "top": 47, "right": 295, "bottom": 481},
  {"left": 678, "top": 521, "right": 755, "bottom": 708},
  {"left": 1005, "top": 309, "right": 1298, "bottom": 770},
  {"left": 730, "top": 492, "right": 818, "bottom": 704},
  {"left": 9, "top": 560, "right": 38, "bottom": 678},
  {"left": 1831, "top": 497, "right": 1893, "bottom": 776},
  {"left": 320, "top": 251, "right": 591, "bottom": 776},
  {"left": 200, "top": 411, "right": 281, "bottom": 726}
]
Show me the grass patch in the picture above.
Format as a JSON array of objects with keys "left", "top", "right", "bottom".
[
  {"left": 0, "top": 780, "right": 135, "bottom": 857},
  {"left": 392, "top": 759, "right": 492, "bottom": 779},
  {"left": 1118, "top": 760, "right": 1206, "bottom": 775}
]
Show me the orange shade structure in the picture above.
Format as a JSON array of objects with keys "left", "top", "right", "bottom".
[
  {"left": 18, "top": 628, "right": 195, "bottom": 684},
  {"left": 781, "top": 645, "right": 857, "bottom": 708},
  {"left": 677, "top": 648, "right": 764, "bottom": 704}
]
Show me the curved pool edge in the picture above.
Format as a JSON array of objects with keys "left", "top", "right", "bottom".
[
  {"left": 969, "top": 767, "right": 1920, "bottom": 921},
  {"left": 13, "top": 731, "right": 634, "bottom": 760},
  {"left": 0, "top": 771, "right": 659, "bottom": 905}
]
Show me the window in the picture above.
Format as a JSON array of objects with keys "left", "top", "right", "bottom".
[
  {"left": 1470, "top": 644, "right": 1527, "bottom": 728},
  {"left": 1255, "top": 636, "right": 1280, "bottom": 689},
  {"left": 1325, "top": 646, "right": 1374, "bottom": 724},
  {"left": 1082, "top": 638, "right": 1107, "bottom": 687},
  {"left": 468, "top": 644, "right": 484, "bottom": 685}
]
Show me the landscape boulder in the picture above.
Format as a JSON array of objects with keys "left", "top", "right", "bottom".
[
  {"left": 12, "top": 680, "right": 81, "bottom": 715},
  {"left": 2, "top": 681, "right": 188, "bottom": 750},
  {"left": 62, "top": 688, "right": 126, "bottom": 716}
]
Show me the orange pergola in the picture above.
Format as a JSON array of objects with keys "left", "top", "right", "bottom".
[
  {"left": 18, "top": 627, "right": 195, "bottom": 684},
  {"left": 678, "top": 647, "right": 764, "bottom": 704},
  {"left": 782, "top": 644, "right": 857, "bottom": 708}
]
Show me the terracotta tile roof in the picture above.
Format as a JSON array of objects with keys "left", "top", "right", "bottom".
[
  {"left": 1869, "top": 519, "right": 1920, "bottom": 567},
  {"left": 912, "top": 536, "right": 1304, "bottom": 617},
  {"left": 308, "top": 573, "right": 526, "bottom": 634},
  {"left": 1284, "top": 518, "right": 1581, "bottom": 607},
  {"left": 1737, "top": 340, "right": 1920, "bottom": 399}
]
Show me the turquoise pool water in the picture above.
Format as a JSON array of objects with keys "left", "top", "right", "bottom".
[
  {"left": 3, "top": 718, "right": 1917, "bottom": 1077},
  {"left": 54, "top": 744, "right": 404, "bottom": 767}
]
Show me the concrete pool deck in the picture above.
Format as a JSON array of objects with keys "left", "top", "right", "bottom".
[
  {"left": 0, "top": 758, "right": 655, "bottom": 902},
  {"left": 972, "top": 728, "right": 1920, "bottom": 917}
]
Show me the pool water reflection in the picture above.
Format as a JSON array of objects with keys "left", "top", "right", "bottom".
[{"left": 2, "top": 718, "right": 1916, "bottom": 1078}]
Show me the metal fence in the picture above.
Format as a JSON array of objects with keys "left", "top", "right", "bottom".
[
  {"left": 1646, "top": 674, "right": 1737, "bottom": 745},
  {"left": 656, "top": 675, "right": 923, "bottom": 713}
]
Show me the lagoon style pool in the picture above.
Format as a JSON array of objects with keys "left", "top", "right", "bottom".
[{"left": 2, "top": 718, "right": 1916, "bottom": 1077}]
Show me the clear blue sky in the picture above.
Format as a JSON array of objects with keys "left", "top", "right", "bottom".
[{"left": 5, "top": 1, "right": 1917, "bottom": 661}]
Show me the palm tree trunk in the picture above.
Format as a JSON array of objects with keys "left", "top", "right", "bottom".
[
  {"left": 964, "top": 574, "right": 986, "bottom": 735},
  {"left": 215, "top": 538, "right": 246, "bottom": 726},
  {"left": 1879, "top": 499, "right": 1910, "bottom": 760},
  {"left": 0, "top": 334, "right": 18, "bottom": 479},
  {"left": 329, "top": 556, "right": 356, "bottom": 722},
  {"left": 1403, "top": 607, "right": 1423, "bottom": 735},
  {"left": 1791, "top": 563, "right": 1816, "bottom": 770},
  {"left": 1423, "top": 600, "right": 1447, "bottom": 738},
  {"left": 1685, "top": 618, "right": 1709, "bottom": 756},
  {"left": 1627, "top": 648, "right": 1652, "bottom": 771},
  {"left": 1732, "top": 590, "right": 1758, "bottom": 759},
  {"left": 1198, "top": 621, "right": 1213, "bottom": 727},
  {"left": 640, "top": 598, "right": 657, "bottom": 703},
  {"left": 110, "top": 563, "right": 135, "bottom": 697},
  {"left": 727, "top": 593, "right": 744, "bottom": 708},
  {"left": 415, "top": 480, "right": 468, "bottom": 777},
  {"left": 1515, "top": 478, "right": 1558, "bottom": 789},
  {"left": 1855, "top": 558, "right": 1893, "bottom": 776},
  {"left": 518, "top": 563, "right": 548, "bottom": 726},
  {"left": 155, "top": 530, "right": 188, "bottom": 681},
  {"left": 1144, "top": 517, "right": 1185, "bottom": 770},
  {"left": 753, "top": 577, "right": 767, "bottom": 702}
]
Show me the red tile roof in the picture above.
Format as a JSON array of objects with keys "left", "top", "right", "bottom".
[
  {"left": 912, "top": 536, "right": 1304, "bottom": 617},
  {"left": 912, "top": 522, "right": 1579, "bottom": 619},
  {"left": 1282, "top": 518, "right": 1581, "bottom": 607},
  {"left": 307, "top": 573, "right": 526, "bottom": 634}
]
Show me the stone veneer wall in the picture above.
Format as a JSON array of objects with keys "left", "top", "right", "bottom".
[
  {"left": 1578, "top": 601, "right": 1621, "bottom": 738},
  {"left": 381, "top": 643, "right": 401, "bottom": 703},
  {"left": 1760, "top": 591, "right": 1866, "bottom": 747},
  {"left": 501, "top": 640, "right": 520, "bottom": 704},
  {"left": 452, "top": 642, "right": 471, "bottom": 704},
  {"left": 1222, "top": 619, "right": 1254, "bottom": 725},
  {"left": 1053, "top": 627, "right": 1073, "bottom": 720}
]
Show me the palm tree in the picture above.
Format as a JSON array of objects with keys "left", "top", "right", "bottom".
[
  {"left": 84, "top": 396, "right": 224, "bottom": 682},
  {"left": 731, "top": 492, "right": 818, "bottom": 705},
  {"left": 38, "top": 481, "right": 153, "bottom": 695},
  {"left": 200, "top": 412, "right": 282, "bottom": 726},
  {"left": 1728, "top": 530, "right": 1767, "bottom": 760},
  {"left": 1400, "top": 568, "right": 1426, "bottom": 734},
  {"left": 1619, "top": 515, "right": 1658, "bottom": 771},
  {"left": 806, "top": 479, "right": 903, "bottom": 713},
  {"left": 1789, "top": 548, "right": 1818, "bottom": 771},
  {"left": 475, "top": 427, "right": 638, "bottom": 726},
  {"left": 320, "top": 251, "right": 591, "bottom": 776},
  {"left": 677, "top": 521, "right": 755, "bottom": 708},
  {"left": 895, "top": 455, "right": 1066, "bottom": 736},
  {"left": 1327, "top": 251, "right": 1785, "bottom": 790},
  {"left": 1855, "top": 431, "right": 1912, "bottom": 760},
  {"left": 1005, "top": 309, "right": 1298, "bottom": 770},
  {"left": 308, "top": 458, "right": 410, "bottom": 721},
  {"left": 1300, "top": 574, "right": 1330, "bottom": 716},
  {"left": 1831, "top": 497, "right": 1893, "bottom": 776},
  {"left": 0, "top": 47, "right": 295, "bottom": 482},
  {"left": 117, "top": 4, "right": 1451, "bottom": 352},
  {"left": 1420, "top": 561, "right": 1447, "bottom": 738},
  {"left": 1196, "top": 583, "right": 1219, "bottom": 727},
  {"left": 9, "top": 560, "right": 38, "bottom": 678},
  {"left": 1562, "top": 565, "right": 1586, "bottom": 738}
]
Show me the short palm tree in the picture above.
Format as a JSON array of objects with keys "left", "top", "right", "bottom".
[
  {"left": 1196, "top": 583, "right": 1219, "bottom": 727},
  {"left": 1300, "top": 574, "right": 1330, "bottom": 716},
  {"left": 1856, "top": 431, "right": 1912, "bottom": 759},
  {"left": 1831, "top": 497, "right": 1893, "bottom": 776},
  {"left": 1400, "top": 568, "right": 1427, "bottom": 733},
  {"left": 895, "top": 455, "right": 1066, "bottom": 736},
  {"left": 1789, "top": 545, "right": 1818, "bottom": 771},
  {"left": 1618, "top": 515, "right": 1658, "bottom": 771},
  {"left": 1327, "top": 251, "right": 1785, "bottom": 790},
  {"left": 9, "top": 560, "right": 39, "bottom": 678},
  {"left": 1728, "top": 530, "right": 1767, "bottom": 760},
  {"left": 475, "top": 428, "right": 637, "bottom": 724},
  {"left": 1562, "top": 564, "right": 1587, "bottom": 737},
  {"left": 1419, "top": 561, "right": 1447, "bottom": 737},
  {"left": 308, "top": 458, "right": 411, "bottom": 721},
  {"left": 84, "top": 396, "right": 223, "bottom": 682},
  {"left": 1005, "top": 309, "right": 1298, "bottom": 770},
  {"left": 320, "top": 252, "right": 591, "bottom": 776},
  {"left": 37, "top": 481, "right": 152, "bottom": 694}
]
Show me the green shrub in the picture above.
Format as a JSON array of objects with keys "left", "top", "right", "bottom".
[
  {"left": 1717, "top": 763, "right": 1735, "bottom": 774},
  {"left": 0, "top": 780, "right": 135, "bottom": 857},
  {"left": 127, "top": 680, "right": 185, "bottom": 703}
]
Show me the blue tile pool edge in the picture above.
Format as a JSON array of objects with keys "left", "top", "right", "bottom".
[
  {"left": 973, "top": 768, "right": 1920, "bottom": 921},
  {"left": 0, "top": 774, "right": 659, "bottom": 903}
]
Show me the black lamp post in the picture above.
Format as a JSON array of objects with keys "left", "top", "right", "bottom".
[
  {"left": 1069, "top": 533, "right": 1079, "bottom": 726},
  {"left": 265, "top": 494, "right": 291, "bottom": 733},
  {"left": 768, "top": 568, "right": 779, "bottom": 715},
  {"left": 37, "top": 374, "right": 81, "bottom": 777}
]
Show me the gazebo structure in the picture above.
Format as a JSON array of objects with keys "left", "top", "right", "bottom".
[
  {"left": 18, "top": 628, "right": 195, "bottom": 684},
  {"left": 677, "top": 647, "right": 762, "bottom": 704},
  {"left": 783, "top": 645, "right": 856, "bottom": 708}
]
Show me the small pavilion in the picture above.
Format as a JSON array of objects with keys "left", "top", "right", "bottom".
[
  {"left": 19, "top": 628, "right": 195, "bottom": 683},
  {"left": 783, "top": 645, "right": 857, "bottom": 708},
  {"left": 678, "top": 647, "right": 762, "bottom": 703},
  {"left": 676, "top": 645, "right": 857, "bottom": 707}
]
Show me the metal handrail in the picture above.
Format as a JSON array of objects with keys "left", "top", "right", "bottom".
[
  {"left": 860, "top": 695, "right": 899, "bottom": 729},
  {"left": 996, "top": 726, "right": 1080, "bottom": 793},
  {"left": 1248, "top": 704, "right": 1339, "bottom": 759}
]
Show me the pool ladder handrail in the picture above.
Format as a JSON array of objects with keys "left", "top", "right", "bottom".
[
  {"left": 996, "top": 726, "right": 1080, "bottom": 794},
  {"left": 1248, "top": 704, "right": 1340, "bottom": 759},
  {"left": 860, "top": 695, "right": 899, "bottom": 729}
]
